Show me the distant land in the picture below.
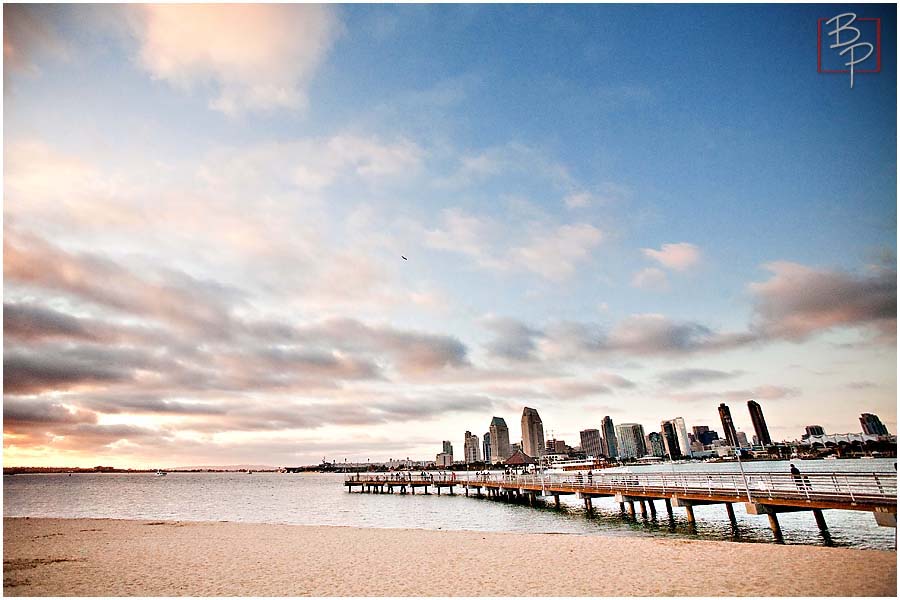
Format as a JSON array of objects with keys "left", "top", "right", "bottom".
[{"left": 4, "top": 465, "right": 280, "bottom": 475}]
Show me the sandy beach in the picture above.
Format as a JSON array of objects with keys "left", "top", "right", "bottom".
[{"left": 3, "top": 518, "right": 896, "bottom": 596}]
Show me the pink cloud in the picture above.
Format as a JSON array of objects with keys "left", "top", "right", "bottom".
[{"left": 642, "top": 242, "right": 701, "bottom": 271}]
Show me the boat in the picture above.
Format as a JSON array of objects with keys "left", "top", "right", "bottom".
[{"left": 155, "top": 470, "right": 167, "bottom": 477}]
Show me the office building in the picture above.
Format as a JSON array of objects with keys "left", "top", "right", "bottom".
[
  {"left": 747, "top": 400, "right": 772, "bottom": 446},
  {"left": 673, "top": 417, "right": 692, "bottom": 457},
  {"left": 616, "top": 423, "right": 646, "bottom": 459},
  {"left": 521, "top": 407, "right": 546, "bottom": 458},
  {"left": 435, "top": 452, "right": 452, "bottom": 467},
  {"left": 661, "top": 420, "right": 682, "bottom": 460},
  {"left": 442, "top": 441, "right": 453, "bottom": 461},
  {"left": 718, "top": 403, "right": 739, "bottom": 446},
  {"left": 860, "top": 413, "right": 889, "bottom": 435},
  {"left": 545, "top": 439, "right": 567, "bottom": 454},
  {"left": 463, "top": 431, "right": 481, "bottom": 463},
  {"left": 698, "top": 429, "right": 719, "bottom": 446},
  {"left": 601, "top": 416, "right": 618, "bottom": 459},
  {"left": 580, "top": 429, "right": 603, "bottom": 459},
  {"left": 646, "top": 431, "right": 665, "bottom": 457},
  {"left": 736, "top": 431, "right": 749, "bottom": 448},
  {"left": 489, "top": 417, "right": 511, "bottom": 462},
  {"left": 692, "top": 425, "right": 710, "bottom": 438},
  {"left": 805, "top": 425, "right": 825, "bottom": 438},
  {"left": 483, "top": 432, "right": 491, "bottom": 464}
]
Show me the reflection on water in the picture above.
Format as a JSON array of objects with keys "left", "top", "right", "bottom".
[{"left": 4, "top": 458, "right": 896, "bottom": 551}]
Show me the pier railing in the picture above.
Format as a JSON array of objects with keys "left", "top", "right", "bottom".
[
  {"left": 346, "top": 470, "right": 896, "bottom": 505},
  {"left": 511, "top": 471, "right": 892, "bottom": 503}
]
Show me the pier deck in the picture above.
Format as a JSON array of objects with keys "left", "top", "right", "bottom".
[{"left": 345, "top": 470, "right": 897, "bottom": 541}]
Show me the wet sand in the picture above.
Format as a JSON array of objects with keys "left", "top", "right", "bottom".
[{"left": 3, "top": 517, "right": 896, "bottom": 596}]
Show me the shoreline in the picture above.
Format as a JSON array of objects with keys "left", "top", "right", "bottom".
[{"left": 4, "top": 517, "right": 897, "bottom": 596}]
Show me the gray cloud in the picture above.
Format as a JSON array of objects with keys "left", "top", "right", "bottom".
[
  {"left": 482, "top": 316, "right": 544, "bottom": 361},
  {"left": 658, "top": 368, "right": 743, "bottom": 388},
  {"left": 4, "top": 302, "right": 101, "bottom": 342},
  {"left": 749, "top": 262, "right": 896, "bottom": 341}
]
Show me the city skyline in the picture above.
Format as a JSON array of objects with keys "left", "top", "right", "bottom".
[{"left": 3, "top": 4, "right": 896, "bottom": 468}]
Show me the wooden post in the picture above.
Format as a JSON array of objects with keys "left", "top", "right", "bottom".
[
  {"left": 768, "top": 512, "right": 784, "bottom": 542},
  {"left": 437, "top": 485, "right": 441, "bottom": 495},
  {"left": 627, "top": 501, "right": 636, "bottom": 518},
  {"left": 529, "top": 493, "right": 534, "bottom": 507},
  {"left": 685, "top": 504, "right": 695, "bottom": 524},
  {"left": 664, "top": 498, "right": 673, "bottom": 519},
  {"left": 812, "top": 509, "right": 828, "bottom": 533},
  {"left": 554, "top": 495, "right": 561, "bottom": 508},
  {"left": 648, "top": 500, "right": 657, "bottom": 519},
  {"left": 639, "top": 500, "right": 648, "bottom": 518},
  {"left": 725, "top": 503, "right": 737, "bottom": 529},
  {"left": 619, "top": 502, "right": 625, "bottom": 514}
]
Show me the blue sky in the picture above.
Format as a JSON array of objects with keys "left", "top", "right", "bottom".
[{"left": 4, "top": 4, "right": 896, "bottom": 467}]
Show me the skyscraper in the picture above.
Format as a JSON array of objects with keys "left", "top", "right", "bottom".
[
  {"left": 860, "top": 413, "right": 889, "bottom": 435},
  {"left": 661, "top": 420, "right": 681, "bottom": 460},
  {"left": 747, "top": 400, "right": 772, "bottom": 446},
  {"left": 646, "top": 431, "right": 665, "bottom": 457},
  {"left": 463, "top": 431, "right": 481, "bottom": 463},
  {"left": 718, "top": 403, "right": 739, "bottom": 447},
  {"left": 483, "top": 432, "right": 491, "bottom": 464},
  {"left": 521, "top": 407, "right": 545, "bottom": 458},
  {"left": 442, "top": 440, "right": 453, "bottom": 460},
  {"left": 601, "top": 416, "right": 618, "bottom": 459},
  {"left": 673, "top": 417, "right": 692, "bottom": 457},
  {"left": 489, "top": 417, "right": 511, "bottom": 462},
  {"left": 580, "top": 429, "right": 602, "bottom": 459},
  {"left": 615, "top": 423, "right": 646, "bottom": 459},
  {"left": 692, "top": 425, "right": 710, "bottom": 439},
  {"left": 736, "top": 431, "right": 749, "bottom": 448}
]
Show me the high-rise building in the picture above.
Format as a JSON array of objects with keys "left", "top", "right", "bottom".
[
  {"left": 673, "top": 417, "right": 692, "bottom": 458},
  {"left": 661, "top": 420, "right": 682, "bottom": 460},
  {"left": 736, "top": 431, "right": 749, "bottom": 448},
  {"left": 489, "top": 417, "right": 511, "bottom": 462},
  {"left": 860, "top": 413, "right": 889, "bottom": 435},
  {"left": 545, "top": 439, "right": 567, "bottom": 454},
  {"left": 601, "top": 416, "right": 618, "bottom": 459},
  {"left": 692, "top": 425, "right": 710, "bottom": 438},
  {"left": 483, "top": 432, "right": 491, "bottom": 464},
  {"left": 463, "top": 431, "right": 481, "bottom": 463},
  {"left": 747, "top": 400, "right": 772, "bottom": 446},
  {"left": 615, "top": 423, "right": 646, "bottom": 459},
  {"left": 646, "top": 431, "right": 665, "bottom": 457},
  {"left": 435, "top": 452, "right": 452, "bottom": 467},
  {"left": 580, "top": 429, "right": 602, "bottom": 459},
  {"left": 521, "top": 407, "right": 545, "bottom": 458},
  {"left": 718, "top": 403, "right": 739, "bottom": 447},
  {"left": 442, "top": 440, "right": 453, "bottom": 460},
  {"left": 698, "top": 429, "right": 719, "bottom": 446},
  {"left": 805, "top": 425, "right": 825, "bottom": 438}
]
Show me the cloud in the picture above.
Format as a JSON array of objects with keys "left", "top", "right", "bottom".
[
  {"left": 513, "top": 223, "right": 603, "bottom": 281},
  {"left": 749, "top": 262, "right": 896, "bottom": 341},
  {"left": 4, "top": 302, "right": 102, "bottom": 342},
  {"left": 128, "top": 4, "right": 341, "bottom": 114},
  {"left": 658, "top": 368, "right": 743, "bottom": 388},
  {"left": 3, "top": 4, "right": 69, "bottom": 74},
  {"left": 425, "top": 210, "right": 603, "bottom": 281},
  {"left": 642, "top": 242, "right": 701, "bottom": 271},
  {"left": 482, "top": 316, "right": 544, "bottom": 361},
  {"left": 631, "top": 267, "right": 669, "bottom": 291},
  {"left": 670, "top": 385, "right": 801, "bottom": 405}
]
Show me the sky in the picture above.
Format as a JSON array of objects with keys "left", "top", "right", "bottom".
[{"left": 3, "top": 3, "right": 897, "bottom": 468}]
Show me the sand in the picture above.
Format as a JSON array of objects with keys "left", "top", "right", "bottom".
[{"left": 3, "top": 517, "right": 896, "bottom": 596}]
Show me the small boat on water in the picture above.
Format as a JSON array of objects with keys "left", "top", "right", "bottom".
[{"left": 155, "top": 470, "right": 167, "bottom": 477}]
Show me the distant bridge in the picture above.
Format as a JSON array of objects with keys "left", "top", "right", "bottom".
[{"left": 345, "top": 470, "right": 897, "bottom": 542}]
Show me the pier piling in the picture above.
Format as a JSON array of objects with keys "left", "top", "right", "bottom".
[
  {"left": 812, "top": 508, "right": 828, "bottom": 533},
  {"left": 768, "top": 513, "right": 784, "bottom": 543},
  {"left": 648, "top": 500, "right": 657, "bottom": 519},
  {"left": 627, "top": 501, "right": 635, "bottom": 519},
  {"left": 639, "top": 500, "right": 648, "bottom": 519},
  {"left": 725, "top": 503, "right": 737, "bottom": 529},
  {"left": 664, "top": 498, "right": 674, "bottom": 520},
  {"left": 684, "top": 504, "right": 695, "bottom": 524}
]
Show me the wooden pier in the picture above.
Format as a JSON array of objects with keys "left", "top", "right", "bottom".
[{"left": 346, "top": 470, "right": 897, "bottom": 542}]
